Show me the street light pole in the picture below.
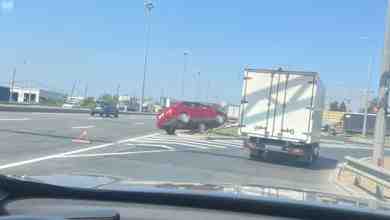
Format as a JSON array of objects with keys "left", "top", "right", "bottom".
[
  {"left": 197, "top": 71, "right": 201, "bottom": 101},
  {"left": 373, "top": 0, "right": 390, "bottom": 167},
  {"left": 8, "top": 68, "right": 16, "bottom": 103},
  {"left": 362, "top": 56, "right": 373, "bottom": 137},
  {"left": 182, "top": 52, "right": 188, "bottom": 100},
  {"left": 139, "top": 0, "right": 154, "bottom": 112}
]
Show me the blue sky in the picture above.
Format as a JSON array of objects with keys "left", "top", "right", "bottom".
[{"left": 0, "top": 0, "right": 388, "bottom": 107}]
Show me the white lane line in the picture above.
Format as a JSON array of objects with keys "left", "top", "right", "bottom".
[
  {"left": 134, "top": 122, "right": 145, "bottom": 125},
  {"left": 60, "top": 149, "right": 175, "bottom": 158},
  {"left": 71, "top": 125, "right": 95, "bottom": 129},
  {"left": 0, "top": 132, "right": 160, "bottom": 170},
  {"left": 320, "top": 144, "right": 379, "bottom": 150},
  {"left": 60, "top": 144, "right": 175, "bottom": 158},
  {"left": 132, "top": 139, "right": 209, "bottom": 150},
  {"left": 144, "top": 137, "right": 227, "bottom": 149},
  {"left": 0, "top": 118, "right": 30, "bottom": 121},
  {"left": 88, "top": 117, "right": 103, "bottom": 120}
]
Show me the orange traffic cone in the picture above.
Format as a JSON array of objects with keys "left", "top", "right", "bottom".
[{"left": 72, "top": 129, "right": 91, "bottom": 144}]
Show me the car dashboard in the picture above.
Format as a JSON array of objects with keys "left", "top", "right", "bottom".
[{"left": 0, "top": 175, "right": 389, "bottom": 220}]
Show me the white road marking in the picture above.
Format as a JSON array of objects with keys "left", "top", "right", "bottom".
[
  {"left": 0, "top": 118, "right": 30, "bottom": 121},
  {"left": 0, "top": 133, "right": 160, "bottom": 170},
  {"left": 320, "top": 143, "right": 390, "bottom": 151},
  {"left": 60, "top": 149, "right": 175, "bottom": 158},
  {"left": 88, "top": 117, "right": 103, "bottom": 120},
  {"left": 145, "top": 137, "right": 227, "bottom": 149},
  {"left": 71, "top": 125, "right": 95, "bottom": 129},
  {"left": 134, "top": 122, "right": 145, "bottom": 125},
  {"left": 132, "top": 139, "right": 209, "bottom": 150},
  {"left": 60, "top": 144, "right": 175, "bottom": 158}
]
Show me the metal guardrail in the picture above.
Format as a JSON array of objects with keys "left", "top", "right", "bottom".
[
  {"left": 0, "top": 104, "right": 156, "bottom": 116},
  {"left": 343, "top": 156, "right": 390, "bottom": 199}
]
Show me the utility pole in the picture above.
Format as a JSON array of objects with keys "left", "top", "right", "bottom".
[
  {"left": 139, "top": 0, "right": 154, "bottom": 112},
  {"left": 84, "top": 84, "right": 88, "bottom": 98},
  {"left": 116, "top": 84, "right": 120, "bottom": 102},
  {"left": 197, "top": 71, "right": 201, "bottom": 101},
  {"left": 205, "top": 80, "right": 210, "bottom": 102},
  {"left": 362, "top": 56, "right": 373, "bottom": 136},
  {"left": 373, "top": 0, "right": 390, "bottom": 167},
  {"left": 8, "top": 68, "right": 16, "bottom": 103},
  {"left": 70, "top": 81, "right": 77, "bottom": 98},
  {"left": 182, "top": 51, "right": 188, "bottom": 99}
]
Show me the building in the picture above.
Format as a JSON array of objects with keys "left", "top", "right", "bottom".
[{"left": 0, "top": 86, "right": 65, "bottom": 104}]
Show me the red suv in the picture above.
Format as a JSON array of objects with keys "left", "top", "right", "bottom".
[{"left": 157, "top": 102, "right": 226, "bottom": 135}]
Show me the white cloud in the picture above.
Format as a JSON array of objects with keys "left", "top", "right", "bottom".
[{"left": 1, "top": 0, "right": 14, "bottom": 13}]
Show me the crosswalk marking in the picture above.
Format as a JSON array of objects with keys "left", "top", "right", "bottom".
[
  {"left": 145, "top": 137, "right": 227, "bottom": 149},
  {"left": 132, "top": 139, "right": 209, "bottom": 150},
  {"left": 132, "top": 134, "right": 245, "bottom": 151}
]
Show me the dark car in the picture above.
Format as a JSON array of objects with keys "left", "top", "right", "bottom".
[
  {"left": 91, "top": 102, "right": 119, "bottom": 118},
  {"left": 157, "top": 101, "right": 226, "bottom": 135}
]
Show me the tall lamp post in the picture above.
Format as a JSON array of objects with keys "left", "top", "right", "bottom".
[
  {"left": 182, "top": 51, "right": 189, "bottom": 100},
  {"left": 362, "top": 55, "right": 373, "bottom": 137},
  {"left": 373, "top": 0, "right": 390, "bottom": 167},
  {"left": 139, "top": 0, "right": 154, "bottom": 112}
]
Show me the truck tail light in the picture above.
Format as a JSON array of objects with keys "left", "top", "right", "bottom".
[{"left": 288, "top": 148, "right": 304, "bottom": 156}]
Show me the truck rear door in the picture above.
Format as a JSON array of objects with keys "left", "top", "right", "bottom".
[{"left": 240, "top": 70, "right": 315, "bottom": 142}]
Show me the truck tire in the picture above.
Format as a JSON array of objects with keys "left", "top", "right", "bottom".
[
  {"left": 166, "top": 127, "right": 176, "bottom": 135},
  {"left": 302, "top": 145, "right": 318, "bottom": 166},
  {"left": 313, "top": 144, "right": 320, "bottom": 161},
  {"left": 249, "top": 149, "right": 264, "bottom": 160}
]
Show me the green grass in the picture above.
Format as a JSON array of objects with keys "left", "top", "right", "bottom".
[{"left": 209, "top": 126, "right": 239, "bottom": 137}]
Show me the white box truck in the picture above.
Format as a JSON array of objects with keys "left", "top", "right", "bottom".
[{"left": 239, "top": 68, "right": 325, "bottom": 165}]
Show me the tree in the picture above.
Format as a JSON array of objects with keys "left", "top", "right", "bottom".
[
  {"left": 339, "top": 101, "right": 347, "bottom": 112},
  {"left": 329, "top": 101, "right": 339, "bottom": 111},
  {"left": 81, "top": 97, "right": 96, "bottom": 108},
  {"left": 98, "top": 94, "right": 116, "bottom": 105}
]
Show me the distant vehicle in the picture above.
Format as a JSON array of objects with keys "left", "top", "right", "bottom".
[
  {"left": 62, "top": 102, "right": 80, "bottom": 109},
  {"left": 239, "top": 68, "right": 325, "bottom": 166},
  {"left": 91, "top": 102, "right": 119, "bottom": 118},
  {"left": 157, "top": 101, "right": 226, "bottom": 135}
]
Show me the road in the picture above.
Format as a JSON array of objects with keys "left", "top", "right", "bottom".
[{"left": 0, "top": 111, "right": 387, "bottom": 196}]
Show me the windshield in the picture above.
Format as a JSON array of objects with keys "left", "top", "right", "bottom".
[{"left": 1, "top": 0, "right": 390, "bottom": 211}]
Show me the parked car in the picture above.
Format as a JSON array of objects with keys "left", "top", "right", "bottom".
[
  {"left": 157, "top": 101, "right": 226, "bottom": 135},
  {"left": 91, "top": 102, "right": 119, "bottom": 118}
]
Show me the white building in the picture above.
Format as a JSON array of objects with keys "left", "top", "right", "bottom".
[{"left": 1, "top": 86, "right": 65, "bottom": 104}]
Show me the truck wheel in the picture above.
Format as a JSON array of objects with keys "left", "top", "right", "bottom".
[
  {"left": 302, "top": 146, "right": 317, "bottom": 166},
  {"left": 166, "top": 127, "right": 176, "bottom": 135},
  {"left": 114, "top": 114, "right": 119, "bottom": 118},
  {"left": 249, "top": 149, "right": 264, "bottom": 160},
  {"left": 313, "top": 144, "right": 320, "bottom": 161}
]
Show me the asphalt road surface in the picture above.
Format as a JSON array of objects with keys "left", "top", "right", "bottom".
[{"left": 0, "top": 111, "right": 388, "bottom": 196}]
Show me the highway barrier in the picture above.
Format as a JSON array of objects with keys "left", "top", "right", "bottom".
[
  {"left": 343, "top": 156, "right": 390, "bottom": 199},
  {"left": 0, "top": 104, "right": 156, "bottom": 116}
]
